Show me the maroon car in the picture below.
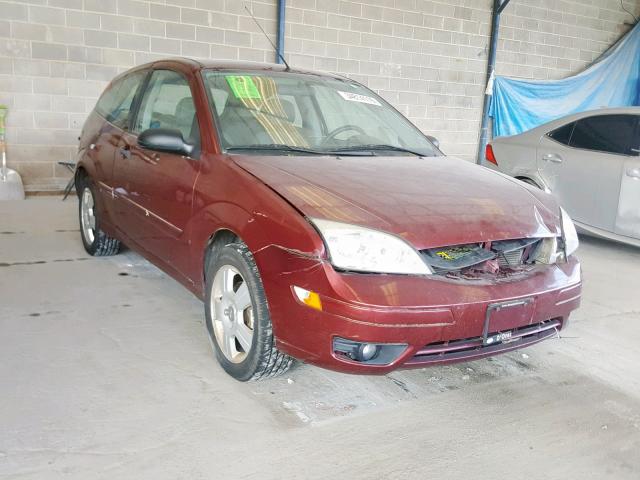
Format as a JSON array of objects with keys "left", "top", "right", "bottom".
[{"left": 75, "top": 59, "right": 582, "bottom": 381}]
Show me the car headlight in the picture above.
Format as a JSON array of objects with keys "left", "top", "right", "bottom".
[
  {"left": 560, "top": 207, "right": 579, "bottom": 257},
  {"left": 536, "top": 208, "right": 579, "bottom": 264},
  {"left": 309, "top": 218, "right": 432, "bottom": 275}
]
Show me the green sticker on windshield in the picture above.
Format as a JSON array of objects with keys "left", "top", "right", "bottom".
[{"left": 226, "top": 75, "right": 261, "bottom": 100}]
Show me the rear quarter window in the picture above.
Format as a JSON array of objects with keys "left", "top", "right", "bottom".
[
  {"left": 95, "top": 71, "right": 146, "bottom": 129},
  {"left": 547, "top": 122, "right": 574, "bottom": 145}
]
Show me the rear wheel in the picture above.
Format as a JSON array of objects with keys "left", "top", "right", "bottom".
[
  {"left": 78, "top": 180, "right": 120, "bottom": 256},
  {"left": 205, "top": 242, "right": 292, "bottom": 381}
]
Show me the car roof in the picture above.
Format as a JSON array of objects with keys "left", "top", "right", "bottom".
[
  {"left": 558, "top": 106, "right": 640, "bottom": 118},
  {"left": 129, "top": 56, "right": 348, "bottom": 81}
]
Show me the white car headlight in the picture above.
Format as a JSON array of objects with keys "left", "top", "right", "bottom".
[
  {"left": 310, "top": 218, "right": 432, "bottom": 275},
  {"left": 560, "top": 207, "right": 579, "bottom": 257}
]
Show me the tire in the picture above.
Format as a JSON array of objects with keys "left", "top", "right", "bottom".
[
  {"left": 205, "top": 242, "right": 292, "bottom": 381},
  {"left": 78, "top": 179, "right": 121, "bottom": 257}
]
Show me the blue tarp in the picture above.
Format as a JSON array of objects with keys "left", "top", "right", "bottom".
[{"left": 489, "top": 22, "right": 640, "bottom": 137}]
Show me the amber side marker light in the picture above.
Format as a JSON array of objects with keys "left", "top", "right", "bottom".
[
  {"left": 292, "top": 286, "right": 322, "bottom": 311},
  {"left": 485, "top": 144, "right": 498, "bottom": 166}
]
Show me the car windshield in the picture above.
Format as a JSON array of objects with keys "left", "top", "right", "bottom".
[{"left": 202, "top": 70, "right": 440, "bottom": 157}]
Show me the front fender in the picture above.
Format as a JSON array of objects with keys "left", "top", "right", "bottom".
[{"left": 187, "top": 155, "right": 326, "bottom": 297}]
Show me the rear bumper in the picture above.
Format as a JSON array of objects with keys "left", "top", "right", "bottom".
[{"left": 254, "top": 245, "right": 581, "bottom": 374}]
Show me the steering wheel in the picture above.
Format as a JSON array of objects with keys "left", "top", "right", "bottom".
[{"left": 321, "top": 124, "right": 367, "bottom": 147}]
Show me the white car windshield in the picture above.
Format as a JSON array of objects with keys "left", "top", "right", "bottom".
[{"left": 203, "top": 70, "right": 440, "bottom": 157}]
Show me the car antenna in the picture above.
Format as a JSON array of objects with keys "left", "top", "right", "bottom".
[{"left": 244, "top": 5, "right": 291, "bottom": 71}]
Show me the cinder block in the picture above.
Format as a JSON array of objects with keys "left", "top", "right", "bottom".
[
  {"left": 181, "top": 41, "right": 209, "bottom": 58},
  {"left": 166, "top": 23, "right": 196, "bottom": 40},
  {"left": 84, "top": 0, "right": 117, "bottom": 14},
  {"left": 29, "top": 6, "right": 66, "bottom": 26},
  {"left": 102, "top": 48, "right": 135, "bottom": 67},
  {"left": 32, "top": 42, "right": 67, "bottom": 61},
  {"left": 84, "top": 29, "right": 118, "bottom": 48},
  {"left": 86, "top": 65, "right": 119, "bottom": 81},
  {"left": 117, "top": 0, "right": 150, "bottom": 18},
  {"left": 150, "top": 37, "right": 181, "bottom": 55},
  {"left": 48, "top": 26, "right": 85, "bottom": 45},
  {"left": 13, "top": 59, "right": 50, "bottom": 77},
  {"left": 0, "top": 20, "right": 9, "bottom": 38},
  {"left": 67, "top": 46, "right": 102, "bottom": 63},
  {"left": 196, "top": 26, "right": 224, "bottom": 43},
  {"left": 49, "top": 0, "right": 84, "bottom": 9},
  {"left": 33, "top": 77, "right": 68, "bottom": 95},
  {"left": 34, "top": 112, "right": 69, "bottom": 129},
  {"left": 66, "top": 11, "right": 101, "bottom": 29},
  {"left": 181, "top": 8, "right": 209, "bottom": 26},
  {"left": 150, "top": 4, "right": 180, "bottom": 22},
  {"left": 100, "top": 14, "right": 134, "bottom": 33},
  {"left": 11, "top": 22, "right": 47, "bottom": 41},
  {"left": 224, "top": 30, "right": 251, "bottom": 47},
  {"left": 118, "top": 33, "right": 150, "bottom": 51},
  {"left": 52, "top": 96, "right": 86, "bottom": 114},
  {"left": 133, "top": 19, "right": 166, "bottom": 37},
  {"left": 0, "top": 1, "right": 28, "bottom": 21}
]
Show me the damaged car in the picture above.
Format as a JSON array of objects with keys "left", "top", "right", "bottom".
[{"left": 75, "top": 59, "right": 582, "bottom": 381}]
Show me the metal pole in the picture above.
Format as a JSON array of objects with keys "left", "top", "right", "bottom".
[
  {"left": 276, "top": 0, "right": 286, "bottom": 64},
  {"left": 476, "top": 0, "right": 510, "bottom": 165}
]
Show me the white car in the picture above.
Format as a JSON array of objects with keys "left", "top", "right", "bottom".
[{"left": 487, "top": 107, "right": 640, "bottom": 247}]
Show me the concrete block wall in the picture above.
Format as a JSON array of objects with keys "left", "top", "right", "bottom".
[{"left": 0, "top": 0, "right": 638, "bottom": 191}]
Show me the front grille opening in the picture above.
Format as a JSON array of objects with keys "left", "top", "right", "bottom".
[
  {"left": 411, "top": 319, "right": 561, "bottom": 363},
  {"left": 421, "top": 238, "right": 542, "bottom": 279}
]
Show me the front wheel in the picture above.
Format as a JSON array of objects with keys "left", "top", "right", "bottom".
[
  {"left": 78, "top": 180, "right": 120, "bottom": 256},
  {"left": 205, "top": 242, "right": 292, "bottom": 381}
]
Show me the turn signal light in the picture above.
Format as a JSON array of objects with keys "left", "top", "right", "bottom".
[
  {"left": 485, "top": 144, "right": 498, "bottom": 165},
  {"left": 292, "top": 286, "right": 322, "bottom": 311}
]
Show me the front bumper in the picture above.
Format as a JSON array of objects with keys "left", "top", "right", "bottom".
[{"left": 254, "top": 246, "right": 582, "bottom": 374}]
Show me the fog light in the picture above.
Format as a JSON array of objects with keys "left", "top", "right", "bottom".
[
  {"left": 358, "top": 343, "right": 380, "bottom": 361},
  {"left": 333, "top": 337, "right": 407, "bottom": 365}
]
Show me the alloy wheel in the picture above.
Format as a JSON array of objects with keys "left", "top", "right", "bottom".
[
  {"left": 210, "top": 265, "right": 255, "bottom": 363},
  {"left": 80, "top": 187, "right": 96, "bottom": 245}
]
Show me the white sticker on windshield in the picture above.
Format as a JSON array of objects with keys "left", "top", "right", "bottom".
[{"left": 337, "top": 91, "right": 381, "bottom": 106}]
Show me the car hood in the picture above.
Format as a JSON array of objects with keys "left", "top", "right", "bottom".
[{"left": 232, "top": 154, "right": 560, "bottom": 250}]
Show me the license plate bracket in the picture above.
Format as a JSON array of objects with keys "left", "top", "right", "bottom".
[{"left": 482, "top": 298, "right": 534, "bottom": 346}]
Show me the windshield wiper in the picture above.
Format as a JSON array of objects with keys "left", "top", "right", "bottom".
[
  {"left": 328, "top": 144, "right": 427, "bottom": 157},
  {"left": 226, "top": 144, "right": 327, "bottom": 155}
]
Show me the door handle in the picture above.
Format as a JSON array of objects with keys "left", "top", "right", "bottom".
[
  {"left": 626, "top": 167, "right": 640, "bottom": 179},
  {"left": 119, "top": 146, "right": 131, "bottom": 159},
  {"left": 542, "top": 153, "right": 563, "bottom": 163}
]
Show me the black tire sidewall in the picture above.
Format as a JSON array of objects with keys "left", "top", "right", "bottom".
[{"left": 204, "top": 244, "right": 271, "bottom": 381}]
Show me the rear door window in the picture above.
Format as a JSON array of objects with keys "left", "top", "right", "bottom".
[
  {"left": 95, "top": 71, "right": 146, "bottom": 129},
  {"left": 569, "top": 114, "right": 637, "bottom": 155}
]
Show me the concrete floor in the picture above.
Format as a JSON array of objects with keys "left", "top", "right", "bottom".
[{"left": 1, "top": 197, "right": 639, "bottom": 479}]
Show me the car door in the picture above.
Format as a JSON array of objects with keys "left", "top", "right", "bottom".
[
  {"left": 615, "top": 118, "right": 640, "bottom": 239},
  {"left": 88, "top": 70, "right": 147, "bottom": 222},
  {"left": 537, "top": 114, "right": 636, "bottom": 232},
  {"left": 112, "top": 68, "right": 201, "bottom": 275}
]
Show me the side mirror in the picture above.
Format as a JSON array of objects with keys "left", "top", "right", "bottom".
[
  {"left": 138, "top": 128, "right": 194, "bottom": 157},
  {"left": 426, "top": 135, "right": 440, "bottom": 149}
]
